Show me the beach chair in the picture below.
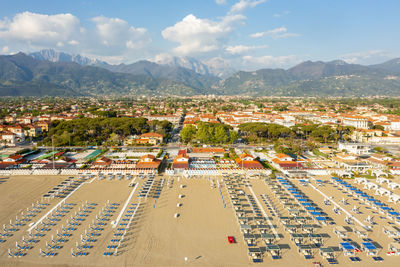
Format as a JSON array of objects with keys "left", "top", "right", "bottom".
[
  {"left": 349, "top": 257, "right": 361, "bottom": 262},
  {"left": 15, "top": 251, "right": 25, "bottom": 257},
  {"left": 46, "top": 251, "right": 57, "bottom": 257},
  {"left": 327, "top": 258, "right": 338, "bottom": 264},
  {"left": 89, "top": 233, "right": 100, "bottom": 237}
]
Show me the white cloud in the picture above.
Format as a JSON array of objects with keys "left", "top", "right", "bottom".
[
  {"left": 216, "top": 0, "right": 227, "bottom": 5},
  {"left": 251, "top": 27, "right": 286, "bottom": 38},
  {"left": 230, "top": 0, "right": 267, "bottom": 13},
  {"left": 162, "top": 13, "right": 245, "bottom": 55},
  {"left": 225, "top": 44, "right": 267, "bottom": 54},
  {"left": 340, "top": 50, "right": 387, "bottom": 64},
  {"left": 0, "top": 12, "right": 151, "bottom": 62},
  {"left": 0, "top": 12, "right": 80, "bottom": 46},
  {"left": 204, "top": 56, "right": 232, "bottom": 69},
  {"left": 2, "top": 46, "right": 9, "bottom": 53},
  {"left": 242, "top": 54, "right": 301, "bottom": 69},
  {"left": 68, "top": 40, "right": 79, "bottom": 46},
  {"left": 161, "top": 0, "right": 269, "bottom": 59},
  {"left": 153, "top": 53, "right": 172, "bottom": 64},
  {"left": 273, "top": 10, "right": 290, "bottom": 18},
  {"left": 91, "top": 16, "right": 150, "bottom": 51},
  {"left": 250, "top": 26, "right": 299, "bottom": 39}
]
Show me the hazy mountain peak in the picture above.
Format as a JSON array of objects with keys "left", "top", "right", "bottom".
[
  {"left": 29, "top": 49, "right": 105, "bottom": 66},
  {"left": 154, "top": 55, "right": 210, "bottom": 75},
  {"left": 328, "top": 59, "right": 348, "bottom": 65},
  {"left": 369, "top": 57, "right": 400, "bottom": 73},
  {"left": 153, "top": 54, "right": 235, "bottom": 78}
]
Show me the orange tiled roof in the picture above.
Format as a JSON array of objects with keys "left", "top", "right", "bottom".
[
  {"left": 141, "top": 132, "right": 163, "bottom": 138},
  {"left": 275, "top": 153, "right": 290, "bottom": 159}
]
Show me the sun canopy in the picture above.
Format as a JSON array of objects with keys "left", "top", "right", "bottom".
[
  {"left": 340, "top": 242, "right": 355, "bottom": 251},
  {"left": 320, "top": 247, "right": 334, "bottom": 253},
  {"left": 362, "top": 242, "right": 377, "bottom": 250}
]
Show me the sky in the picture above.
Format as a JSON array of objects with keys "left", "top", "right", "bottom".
[{"left": 0, "top": 0, "right": 399, "bottom": 70}]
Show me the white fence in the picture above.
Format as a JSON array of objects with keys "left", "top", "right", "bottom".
[
  {"left": 166, "top": 168, "right": 271, "bottom": 176},
  {"left": 106, "top": 151, "right": 159, "bottom": 158},
  {"left": 0, "top": 168, "right": 157, "bottom": 176}
]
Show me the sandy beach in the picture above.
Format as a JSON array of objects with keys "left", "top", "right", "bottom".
[{"left": 0, "top": 174, "right": 399, "bottom": 266}]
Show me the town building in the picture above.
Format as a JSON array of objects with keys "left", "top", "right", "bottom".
[
  {"left": 1, "top": 131, "right": 16, "bottom": 146},
  {"left": 341, "top": 116, "right": 369, "bottom": 129},
  {"left": 235, "top": 153, "right": 264, "bottom": 169},
  {"left": 338, "top": 142, "right": 370, "bottom": 155},
  {"left": 138, "top": 132, "right": 164, "bottom": 145},
  {"left": 135, "top": 154, "right": 162, "bottom": 170}
]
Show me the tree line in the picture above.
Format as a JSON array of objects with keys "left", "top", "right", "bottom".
[
  {"left": 239, "top": 122, "right": 354, "bottom": 143},
  {"left": 40, "top": 117, "right": 172, "bottom": 147},
  {"left": 180, "top": 122, "right": 238, "bottom": 144}
]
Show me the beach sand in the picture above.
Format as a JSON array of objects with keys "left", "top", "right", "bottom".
[{"left": 0, "top": 174, "right": 399, "bottom": 266}]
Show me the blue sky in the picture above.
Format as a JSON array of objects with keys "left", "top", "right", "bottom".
[{"left": 0, "top": 0, "right": 398, "bottom": 70}]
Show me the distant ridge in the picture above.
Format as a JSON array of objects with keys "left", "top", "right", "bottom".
[
  {"left": 1, "top": 50, "right": 400, "bottom": 97},
  {"left": 29, "top": 49, "right": 106, "bottom": 66},
  {"left": 29, "top": 49, "right": 220, "bottom": 90},
  {"left": 154, "top": 55, "right": 236, "bottom": 78},
  {"left": 217, "top": 59, "right": 400, "bottom": 96},
  {"left": 98, "top": 60, "right": 220, "bottom": 90},
  {"left": 0, "top": 53, "right": 199, "bottom": 97},
  {"left": 370, "top": 58, "right": 400, "bottom": 73}
]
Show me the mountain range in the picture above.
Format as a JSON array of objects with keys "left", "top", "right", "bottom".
[
  {"left": 0, "top": 53, "right": 199, "bottom": 97},
  {"left": 217, "top": 59, "right": 400, "bottom": 96},
  {"left": 29, "top": 49, "right": 233, "bottom": 78},
  {"left": 0, "top": 49, "right": 399, "bottom": 97},
  {"left": 29, "top": 49, "right": 106, "bottom": 66}
]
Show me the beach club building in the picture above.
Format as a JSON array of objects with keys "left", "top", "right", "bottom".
[
  {"left": 187, "top": 147, "right": 226, "bottom": 158},
  {"left": 1, "top": 154, "right": 26, "bottom": 166},
  {"left": 235, "top": 153, "right": 264, "bottom": 169},
  {"left": 93, "top": 157, "right": 113, "bottom": 168},
  {"left": 274, "top": 153, "right": 293, "bottom": 162},
  {"left": 271, "top": 153, "right": 304, "bottom": 170},
  {"left": 172, "top": 153, "right": 190, "bottom": 169},
  {"left": 135, "top": 154, "right": 162, "bottom": 170}
]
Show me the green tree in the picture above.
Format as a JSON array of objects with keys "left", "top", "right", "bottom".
[
  {"left": 215, "top": 125, "right": 228, "bottom": 143},
  {"left": 229, "top": 130, "right": 239, "bottom": 144},
  {"left": 180, "top": 125, "right": 197, "bottom": 143}
]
